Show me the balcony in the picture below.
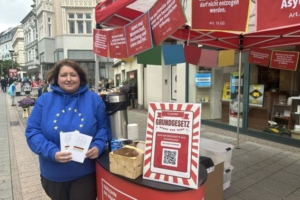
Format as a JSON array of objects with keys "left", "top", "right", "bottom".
[{"left": 36, "top": 0, "right": 53, "bottom": 16}]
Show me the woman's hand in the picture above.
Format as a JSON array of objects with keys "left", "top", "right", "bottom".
[
  {"left": 55, "top": 151, "right": 72, "bottom": 163},
  {"left": 86, "top": 146, "right": 100, "bottom": 159}
]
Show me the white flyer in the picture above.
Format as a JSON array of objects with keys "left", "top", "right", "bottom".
[
  {"left": 68, "top": 131, "right": 93, "bottom": 163},
  {"left": 59, "top": 131, "right": 74, "bottom": 151}
]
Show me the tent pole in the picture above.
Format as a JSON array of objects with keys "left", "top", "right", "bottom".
[
  {"left": 95, "top": 55, "right": 99, "bottom": 93},
  {"left": 236, "top": 51, "right": 242, "bottom": 149}
]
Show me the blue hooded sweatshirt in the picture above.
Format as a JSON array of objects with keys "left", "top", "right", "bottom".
[{"left": 25, "top": 85, "right": 108, "bottom": 182}]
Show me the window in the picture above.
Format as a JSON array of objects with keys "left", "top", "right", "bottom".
[
  {"left": 77, "top": 21, "right": 84, "bottom": 34},
  {"left": 48, "top": 17, "right": 52, "bottom": 36},
  {"left": 67, "top": 13, "right": 92, "bottom": 34},
  {"left": 86, "top": 21, "right": 92, "bottom": 34},
  {"left": 69, "top": 21, "right": 75, "bottom": 34}
]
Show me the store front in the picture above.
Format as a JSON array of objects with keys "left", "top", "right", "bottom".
[{"left": 192, "top": 47, "right": 300, "bottom": 147}]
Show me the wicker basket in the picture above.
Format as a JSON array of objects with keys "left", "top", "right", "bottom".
[{"left": 109, "top": 145, "right": 144, "bottom": 179}]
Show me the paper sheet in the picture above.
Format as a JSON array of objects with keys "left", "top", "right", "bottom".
[{"left": 60, "top": 131, "right": 92, "bottom": 163}]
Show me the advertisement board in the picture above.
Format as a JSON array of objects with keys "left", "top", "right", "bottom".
[{"left": 143, "top": 102, "right": 201, "bottom": 189}]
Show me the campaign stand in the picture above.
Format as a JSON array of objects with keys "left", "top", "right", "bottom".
[
  {"left": 95, "top": 102, "right": 208, "bottom": 200},
  {"left": 96, "top": 152, "right": 208, "bottom": 200}
]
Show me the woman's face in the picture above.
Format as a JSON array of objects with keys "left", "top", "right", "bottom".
[{"left": 58, "top": 66, "right": 80, "bottom": 94}]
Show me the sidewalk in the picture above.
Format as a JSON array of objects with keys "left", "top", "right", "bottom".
[{"left": 1, "top": 90, "right": 300, "bottom": 200}]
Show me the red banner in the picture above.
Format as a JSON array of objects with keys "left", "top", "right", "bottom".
[
  {"left": 108, "top": 27, "right": 128, "bottom": 58},
  {"left": 191, "top": 0, "right": 250, "bottom": 32},
  {"left": 149, "top": 0, "right": 186, "bottom": 46},
  {"left": 95, "top": 0, "right": 136, "bottom": 23},
  {"left": 125, "top": 12, "right": 153, "bottom": 57},
  {"left": 256, "top": 1, "right": 300, "bottom": 31},
  {"left": 93, "top": 29, "right": 109, "bottom": 57},
  {"left": 248, "top": 48, "right": 271, "bottom": 67},
  {"left": 184, "top": 45, "right": 202, "bottom": 66},
  {"left": 270, "top": 50, "right": 299, "bottom": 71}
]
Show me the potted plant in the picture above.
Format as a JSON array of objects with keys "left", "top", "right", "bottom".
[{"left": 18, "top": 96, "right": 35, "bottom": 118}]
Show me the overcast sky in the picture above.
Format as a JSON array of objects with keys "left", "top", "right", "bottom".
[{"left": 0, "top": 0, "right": 33, "bottom": 33}]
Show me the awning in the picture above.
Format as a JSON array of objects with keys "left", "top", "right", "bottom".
[
  {"left": 95, "top": 0, "right": 300, "bottom": 51},
  {"left": 95, "top": 0, "right": 138, "bottom": 26}
]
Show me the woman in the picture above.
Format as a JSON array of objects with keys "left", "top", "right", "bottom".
[
  {"left": 8, "top": 81, "right": 17, "bottom": 106},
  {"left": 25, "top": 59, "right": 109, "bottom": 200}
]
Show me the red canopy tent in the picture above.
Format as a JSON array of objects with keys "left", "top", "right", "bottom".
[
  {"left": 95, "top": 1, "right": 300, "bottom": 51},
  {"left": 95, "top": 0, "right": 300, "bottom": 147}
]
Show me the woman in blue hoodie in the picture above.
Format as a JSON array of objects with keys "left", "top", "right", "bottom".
[{"left": 25, "top": 59, "right": 109, "bottom": 200}]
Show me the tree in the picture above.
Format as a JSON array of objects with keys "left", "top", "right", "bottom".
[{"left": 0, "top": 60, "right": 20, "bottom": 77}]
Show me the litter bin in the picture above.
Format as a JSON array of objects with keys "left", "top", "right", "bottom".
[{"left": 105, "top": 92, "right": 128, "bottom": 140}]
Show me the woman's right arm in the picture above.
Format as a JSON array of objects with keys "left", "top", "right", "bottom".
[{"left": 25, "top": 96, "right": 60, "bottom": 161}]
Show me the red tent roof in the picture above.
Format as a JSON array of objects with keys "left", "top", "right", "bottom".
[{"left": 95, "top": 1, "right": 300, "bottom": 51}]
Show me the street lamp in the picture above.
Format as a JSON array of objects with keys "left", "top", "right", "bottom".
[{"left": 9, "top": 50, "right": 14, "bottom": 69}]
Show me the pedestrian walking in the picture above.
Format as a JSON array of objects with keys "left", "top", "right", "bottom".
[
  {"left": 7, "top": 81, "right": 17, "bottom": 106},
  {"left": 25, "top": 59, "right": 109, "bottom": 200},
  {"left": 0, "top": 77, "right": 7, "bottom": 92}
]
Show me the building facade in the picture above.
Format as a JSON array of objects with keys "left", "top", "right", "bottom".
[
  {"left": 11, "top": 25, "right": 26, "bottom": 67},
  {"left": 0, "top": 27, "right": 17, "bottom": 61},
  {"left": 21, "top": 10, "right": 40, "bottom": 80},
  {"left": 34, "top": 0, "right": 112, "bottom": 85}
]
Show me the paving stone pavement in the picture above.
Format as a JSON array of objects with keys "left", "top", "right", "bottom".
[{"left": 1, "top": 89, "right": 300, "bottom": 200}]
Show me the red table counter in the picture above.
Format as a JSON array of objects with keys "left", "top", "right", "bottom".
[{"left": 96, "top": 151, "right": 210, "bottom": 200}]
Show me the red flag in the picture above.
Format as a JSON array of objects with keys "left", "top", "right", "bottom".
[
  {"left": 125, "top": 12, "right": 153, "bottom": 57},
  {"left": 270, "top": 51, "right": 299, "bottom": 71},
  {"left": 93, "top": 29, "right": 109, "bottom": 57},
  {"left": 108, "top": 27, "right": 128, "bottom": 58},
  {"left": 149, "top": 0, "right": 186, "bottom": 46},
  {"left": 191, "top": 0, "right": 250, "bottom": 32},
  {"left": 256, "top": 0, "right": 300, "bottom": 31}
]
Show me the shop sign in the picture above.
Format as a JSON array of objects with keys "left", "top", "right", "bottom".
[
  {"left": 143, "top": 102, "right": 201, "bottom": 189},
  {"left": 149, "top": 0, "right": 186, "bottom": 46},
  {"left": 8, "top": 69, "right": 18, "bottom": 78},
  {"left": 249, "top": 84, "right": 265, "bottom": 107},
  {"left": 191, "top": 0, "right": 251, "bottom": 32},
  {"left": 195, "top": 72, "right": 211, "bottom": 88},
  {"left": 270, "top": 50, "right": 299, "bottom": 71},
  {"left": 108, "top": 27, "right": 128, "bottom": 58},
  {"left": 93, "top": 29, "right": 109, "bottom": 57},
  {"left": 256, "top": 0, "right": 300, "bottom": 31},
  {"left": 248, "top": 48, "right": 271, "bottom": 67},
  {"left": 28, "top": 65, "right": 38, "bottom": 70},
  {"left": 125, "top": 12, "right": 153, "bottom": 57}
]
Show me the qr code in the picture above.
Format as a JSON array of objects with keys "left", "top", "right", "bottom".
[{"left": 162, "top": 148, "right": 178, "bottom": 167}]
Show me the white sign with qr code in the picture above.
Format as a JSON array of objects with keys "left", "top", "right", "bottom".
[{"left": 143, "top": 102, "right": 201, "bottom": 189}]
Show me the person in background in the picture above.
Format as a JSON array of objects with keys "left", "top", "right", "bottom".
[
  {"left": 8, "top": 81, "right": 17, "bottom": 106},
  {"left": 37, "top": 84, "right": 43, "bottom": 97},
  {"left": 8, "top": 77, "right": 14, "bottom": 86},
  {"left": 25, "top": 59, "right": 109, "bottom": 200},
  {"left": 1, "top": 77, "right": 7, "bottom": 92}
]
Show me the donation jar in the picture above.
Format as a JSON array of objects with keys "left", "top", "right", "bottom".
[{"left": 105, "top": 92, "right": 128, "bottom": 139}]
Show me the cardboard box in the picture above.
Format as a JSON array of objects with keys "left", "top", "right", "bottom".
[
  {"left": 109, "top": 145, "right": 144, "bottom": 179},
  {"left": 205, "top": 162, "right": 224, "bottom": 200}
]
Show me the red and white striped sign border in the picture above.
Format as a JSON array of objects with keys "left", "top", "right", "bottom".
[{"left": 143, "top": 102, "right": 201, "bottom": 189}]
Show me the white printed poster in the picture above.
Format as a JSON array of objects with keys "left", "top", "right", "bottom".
[{"left": 143, "top": 102, "right": 201, "bottom": 189}]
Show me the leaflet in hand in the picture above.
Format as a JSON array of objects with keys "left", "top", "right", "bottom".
[{"left": 60, "top": 131, "right": 92, "bottom": 163}]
